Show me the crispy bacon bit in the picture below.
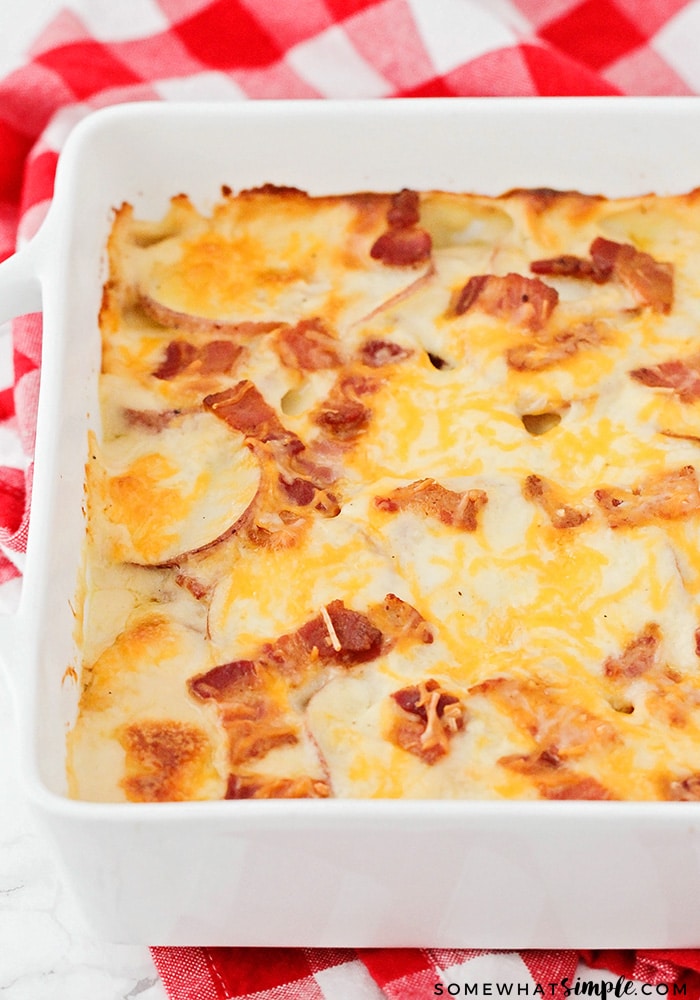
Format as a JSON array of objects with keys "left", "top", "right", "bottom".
[
  {"left": 279, "top": 476, "right": 316, "bottom": 506},
  {"left": 360, "top": 339, "right": 412, "bottom": 367},
  {"left": 139, "top": 293, "right": 284, "bottom": 336},
  {"left": 603, "top": 623, "right": 661, "bottom": 680},
  {"left": 370, "top": 228, "right": 433, "bottom": 267},
  {"left": 539, "top": 775, "right": 614, "bottom": 800},
  {"left": 315, "top": 400, "right": 370, "bottom": 438},
  {"left": 153, "top": 338, "right": 241, "bottom": 379},
  {"left": 153, "top": 339, "right": 197, "bottom": 379},
  {"left": 523, "top": 474, "right": 589, "bottom": 529},
  {"left": 531, "top": 237, "right": 673, "bottom": 313},
  {"left": 506, "top": 321, "right": 605, "bottom": 372},
  {"left": 695, "top": 628, "right": 700, "bottom": 657},
  {"left": 370, "top": 189, "right": 432, "bottom": 267},
  {"left": 314, "top": 373, "right": 378, "bottom": 441},
  {"left": 367, "top": 592, "right": 434, "bottom": 647},
  {"left": 594, "top": 465, "right": 700, "bottom": 528},
  {"left": 531, "top": 254, "right": 609, "bottom": 283},
  {"left": 591, "top": 237, "right": 673, "bottom": 313},
  {"left": 296, "top": 599, "right": 383, "bottom": 666},
  {"left": 199, "top": 340, "right": 242, "bottom": 374},
  {"left": 386, "top": 187, "right": 421, "bottom": 228},
  {"left": 667, "top": 774, "right": 700, "bottom": 801},
  {"left": 188, "top": 659, "right": 258, "bottom": 700},
  {"left": 276, "top": 317, "right": 341, "bottom": 371},
  {"left": 389, "top": 678, "right": 465, "bottom": 764},
  {"left": 120, "top": 720, "right": 210, "bottom": 802},
  {"left": 630, "top": 355, "right": 700, "bottom": 403},
  {"left": 204, "top": 380, "right": 301, "bottom": 451},
  {"left": 226, "top": 774, "right": 330, "bottom": 799},
  {"left": 375, "top": 478, "right": 488, "bottom": 532},
  {"left": 454, "top": 273, "right": 559, "bottom": 331}
]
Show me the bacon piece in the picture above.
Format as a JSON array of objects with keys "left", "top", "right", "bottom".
[
  {"left": 279, "top": 476, "right": 316, "bottom": 506},
  {"left": 523, "top": 474, "right": 589, "bottom": 529},
  {"left": 360, "top": 339, "right": 412, "bottom": 367},
  {"left": 506, "top": 321, "right": 604, "bottom": 372},
  {"left": 314, "top": 373, "right": 377, "bottom": 441},
  {"left": 370, "top": 228, "right": 432, "bottom": 266},
  {"left": 119, "top": 720, "right": 210, "bottom": 802},
  {"left": 594, "top": 465, "right": 700, "bottom": 528},
  {"left": 539, "top": 775, "right": 614, "bottom": 800},
  {"left": 454, "top": 273, "right": 559, "bottom": 331},
  {"left": 276, "top": 318, "right": 341, "bottom": 371},
  {"left": 531, "top": 254, "right": 609, "bottom": 283},
  {"left": 370, "top": 189, "right": 432, "bottom": 267},
  {"left": 591, "top": 237, "right": 673, "bottom": 313},
  {"left": 188, "top": 659, "right": 258, "bottom": 700},
  {"left": 199, "top": 339, "right": 242, "bottom": 374},
  {"left": 226, "top": 774, "right": 330, "bottom": 799},
  {"left": 630, "top": 355, "right": 700, "bottom": 403},
  {"left": 375, "top": 478, "right": 488, "bottom": 532},
  {"left": 315, "top": 399, "right": 370, "bottom": 438},
  {"left": 277, "top": 473, "right": 340, "bottom": 518},
  {"left": 386, "top": 187, "right": 421, "bottom": 228},
  {"left": 389, "top": 678, "right": 465, "bottom": 764},
  {"left": 140, "top": 293, "right": 284, "bottom": 336},
  {"left": 531, "top": 238, "right": 673, "bottom": 313},
  {"left": 153, "top": 339, "right": 197, "bottom": 379},
  {"left": 296, "top": 599, "right": 383, "bottom": 667},
  {"left": 603, "top": 623, "right": 661, "bottom": 680},
  {"left": 204, "top": 380, "right": 302, "bottom": 452},
  {"left": 153, "top": 338, "right": 241, "bottom": 379},
  {"left": 667, "top": 774, "right": 700, "bottom": 801},
  {"left": 367, "top": 592, "right": 434, "bottom": 647}
]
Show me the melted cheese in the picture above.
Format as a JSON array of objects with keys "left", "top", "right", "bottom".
[{"left": 67, "top": 184, "right": 700, "bottom": 802}]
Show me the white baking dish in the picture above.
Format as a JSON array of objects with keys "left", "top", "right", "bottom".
[{"left": 3, "top": 97, "right": 700, "bottom": 948}]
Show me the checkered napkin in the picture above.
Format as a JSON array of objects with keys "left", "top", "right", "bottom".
[
  {"left": 148, "top": 947, "right": 700, "bottom": 998},
  {"left": 4, "top": 0, "right": 700, "bottom": 996}
]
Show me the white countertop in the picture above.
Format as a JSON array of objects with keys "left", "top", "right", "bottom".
[{"left": 0, "top": 5, "right": 166, "bottom": 995}]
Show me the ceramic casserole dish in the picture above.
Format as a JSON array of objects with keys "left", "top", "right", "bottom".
[{"left": 3, "top": 97, "right": 700, "bottom": 947}]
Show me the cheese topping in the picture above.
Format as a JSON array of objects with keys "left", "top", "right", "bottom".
[{"left": 67, "top": 184, "right": 700, "bottom": 802}]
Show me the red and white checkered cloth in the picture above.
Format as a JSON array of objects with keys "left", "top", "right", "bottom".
[
  {"left": 4, "top": 1, "right": 700, "bottom": 996},
  {"left": 148, "top": 947, "right": 700, "bottom": 999}
]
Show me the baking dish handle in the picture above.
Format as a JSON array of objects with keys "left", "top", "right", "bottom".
[
  {"left": 0, "top": 241, "right": 43, "bottom": 699},
  {"left": 0, "top": 241, "right": 43, "bottom": 325}
]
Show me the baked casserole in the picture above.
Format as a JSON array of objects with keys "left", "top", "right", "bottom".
[{"left": 67, "top": 182, "right": 700, "bottom": 803}]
